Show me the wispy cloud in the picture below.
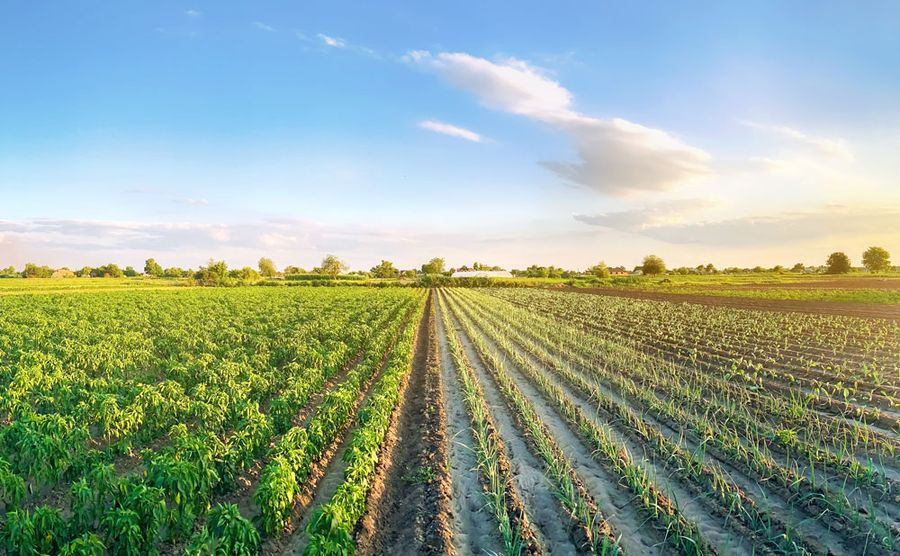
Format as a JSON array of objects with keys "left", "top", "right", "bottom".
[
  {"left": 577, "top": 205, "right": 900, "bottom": 247},
  {"left": 407, "top": 51, "right": 711, "bottom": 196},
  {"left": 314, "top": 32, "right": 378, "bottom": 57},
  {"left": 185, "top": 9, "right": 201, "bottom": 18},
  {"left": 252, "top": 21, "right": 275, "bottom": 32},
  {"left": 317, "top": 33, "right": 346, "bottom": 48},
  {"left": 177, "top": 198, "right": 209, "bottom": 206},
  {"left": 741, "top": 121, "right": 854, "bottom": 162},
  {"left": 574, "top": 198, "right": 717, "bottom": 231},
  {"left": 417, "top": 120, "right": 483, "bottom": 143}
]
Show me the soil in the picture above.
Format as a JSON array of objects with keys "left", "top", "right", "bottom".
[
  {"left": 355, "top": 293, "right": 455, "bottom": 555},
  {"left": 562, "top": 286, "right": 900, "bottom": 320}
]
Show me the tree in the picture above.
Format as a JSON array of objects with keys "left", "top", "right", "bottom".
[
  {"left": 123, "top": 266, "right": 139, "bottom": 277},
  {"left": 826, "top": 252, "right": 851, "bottom": 274},
  {"left": 91, "top": 264, "right": 124, "bottom": 278},
  {"left": 283, "top": 265, "right": 306, "bottom": 275},
  {"left": 22, "top": 263, "right": 53, "bottom": 278},
  {"left": 421, "top": 257, "right": 446, "bottom": 275},
  {"left": 587, "top": 261, "right": 610, "bottom": 278},
  {"left": 195, "top": 259, "right": 229, "bottom": 285},
  {"left": 144, "top": 258, "right": 163, "bottom": 277},
  {"left": 641, "top": 255, "right": 666, "bottom": 275},
  {"left": 258, "top": 257, "right": 278, "bottom": 278},
  {"left": 401, "top": 269, "right": 417, "bottom": 279},
  {"left": 370, "top": 260, "right": 400, "bottom": 278},
  {"left": 791, "top": 262, "right": 805, "bottom": 273},
  {"left": 862, "top": 246, "right": 891, "bottom": 273},
  {"left": 164, "top": 267, "right": 186, "bottom": 278},
  {"left": 317, "top": 255, "right": 347, "bottom": 278},
  {"left": 0, "top": 266, "right": 18, "bottom": 277}
]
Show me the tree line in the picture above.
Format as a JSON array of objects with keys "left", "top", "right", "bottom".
[{"left": 1, "top": 246, "right": 893, "bottom": 281}]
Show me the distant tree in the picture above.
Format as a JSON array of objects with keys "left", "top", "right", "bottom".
[
  {"left": 641, "top": 255, "right": 666, "bottom": 275},
  {"left": 826, "top": 252, "right": 852, "bottom": 274},
  {"left": 704, "top": 263, "right": 716, "bottom": 274},
  {"left": 401, "top": 269, "right": 417, "bottom": 279},
  {"left": 751, "top": 266, "right": 765, "bottom": 273},
  {"left": 772, "top": 265, "right": 785, "bottom": 273},
  {"left": 790, "top": 262, "right": 805, "bottom": 272},
  {"left": 421, "top": 257, "right": 446, "bottom": 275},
  {"left": 258, "top": 257, "right": 278, "bottom": 278},
  {"left": 370, "top": 260, "right": 400, "bottom": 278},
  {"left": 22, "top": 263, "right": 53, "bottom": 278},
  {"left": 316, "top": 255, "right": 347, "bottom": 278},
  {"left": 76, "top": 266, "right": 93, "bottom": 277},
  {"left": 123, "top": 266, "right": 139, "bottom": 277},
  {"left": 164, "top": 267, "right": 186, "bottom": 278},
  {"left": 144, "top": 258, "right": 164, "bottom": 277},
  {"left": 230, "top": 266, "right": 261, "bottom": 282},
  {"left": 195, "top": 259, "right": 229, "bottom": 285},
  {"left": 862, "top": 246, "right": 891, "bottom": 273},
  {"left": 587, "top": 261, "right": 610, "bottom": 278},
  {"left": 91, "top": 264, "right": 124, "bottom": 278},
  {"left": 283, "top": 265, "right": 306, "bottom": 275}
]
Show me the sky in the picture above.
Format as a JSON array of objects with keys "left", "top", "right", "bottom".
[{"left": 2, "top": 1, "right": 899, "bottom": 271}]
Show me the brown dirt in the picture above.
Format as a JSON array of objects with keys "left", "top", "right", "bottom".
[
  {"left": 355, "top": 293, "right": 455, "bottom": 555},
  {"left": 562, "top": 286, "right": 900, "bottom": 320},
  {"left": 745, "top": 277, "right": 900, "bottom": 290}
]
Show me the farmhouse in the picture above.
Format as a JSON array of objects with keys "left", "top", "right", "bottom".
[
  {"left": 609, "top": 266, "right": 629, "bottom": 276},
  {"left": 451, "top": 270, "right": 513, "bottom": 278}
]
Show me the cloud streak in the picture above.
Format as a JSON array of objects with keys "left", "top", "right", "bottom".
[
  {"left": 741, "top": 121, "right": 854, "bottom": 162},
  {"left": 417, "top": 120, "right": 483, "bottom": 142},
  {"left": 577, "top": 206, "right": 900, "bottom": 247},
  {"left": 408, "top": 51, "right": 711, "bottom": 195},
  {"left": 252, "top": 21, "right": 275, "bottom": 32}
]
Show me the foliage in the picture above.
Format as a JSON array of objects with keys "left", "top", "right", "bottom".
[
  {"left": 91, "top": 263, "right": 125, "bottom": 278},
  {"left": 826, "top": 251, "right": 852, "bottom": 274},
  {"left": 258, "top": 257, "right": 278, "bottom": 277},
  {"left": 862, "top": 246, "right": 891, "bottom": 272},
  {"left": 420, "top": 257, "right": 445, "bottom": 275},
  {"left": 641, "top": 254, "right": 666, "bottom": 275},
  {"left": 22, "top": 263, "right": 53, "bottom": 278},
  {"left": 370, "top": 259, "right": 400, "bottom": 278},
  {"left": 144, "top": 258, "right": 164, "bottom": 277},
  {"left": 316, "top": 255, "right": 349, "bottom": 278},
  {"left": 587, "top": 261, "right": 610, "bottom": 278}
]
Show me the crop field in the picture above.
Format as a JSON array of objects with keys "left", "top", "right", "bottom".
[{"left": 0, "top": 285, "right": 898, "bottom": 555}]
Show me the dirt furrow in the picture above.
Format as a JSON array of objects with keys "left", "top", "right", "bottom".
[{"left": 354, "top": 294, "right": 454, "bottom": 555}]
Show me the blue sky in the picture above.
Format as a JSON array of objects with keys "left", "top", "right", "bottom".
[{"left": 2, "top": 1, "right": 899, "bottom": 270}]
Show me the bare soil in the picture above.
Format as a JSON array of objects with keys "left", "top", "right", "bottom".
[
  {"left": 563, "top": 286, "right": 900, "bottom": 320},
  {"left": 355, "top": 293, "right": 455, "bottom": 555}
]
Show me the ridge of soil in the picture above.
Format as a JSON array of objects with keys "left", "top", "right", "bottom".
[{"left": 560, "top": 286, "right": 900, "bottom": 320}]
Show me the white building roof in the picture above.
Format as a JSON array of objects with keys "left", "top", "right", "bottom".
[{"left": 451, "top": 270, "right": 513, "bottom": 278}]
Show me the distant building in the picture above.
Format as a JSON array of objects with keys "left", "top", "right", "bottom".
[
  {"left": 609, "top": 266, "right": 629, "bottom": 276},
  {"left": 451, "top": 270, "right": 513, "bottom": 278}
]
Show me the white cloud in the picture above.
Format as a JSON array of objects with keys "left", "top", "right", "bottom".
[
  {"left": 408, "top": 51, "right": 711, "bottom": 195},
  {"left": 741, "top": 121, "right": 854, "bottom": 162},
  {"left": 179, "top": 198, "right": 209, "bottom": 206},
  {"left": 417, "top": 120, "right": 483, "bottom": 143},
  {"left": 185, "top": 9, "right": 201, "bottom": 18},
  {"left": 317, "top": 33, "right": 346, "bottom": 48},
  {"left": 578, "top": 205, "right": 900, "bottom": 247},
  {"left": 574, "top": 198, "right": 717, "bottom": 231},
  {"left": 252, "top": 21, "right": 275, "bottom": 32}
]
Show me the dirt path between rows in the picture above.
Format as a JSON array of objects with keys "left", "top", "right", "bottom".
[
  {"left": 560, "top": 286, "right": 900, "bottom": 320},
  {"left": 355, "top": 293, "right": 454, "bottom": 555}
]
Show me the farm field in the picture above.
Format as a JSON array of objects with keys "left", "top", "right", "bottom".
[{"left": 0, "top": 285, "right": 898, "bottom": 555}]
